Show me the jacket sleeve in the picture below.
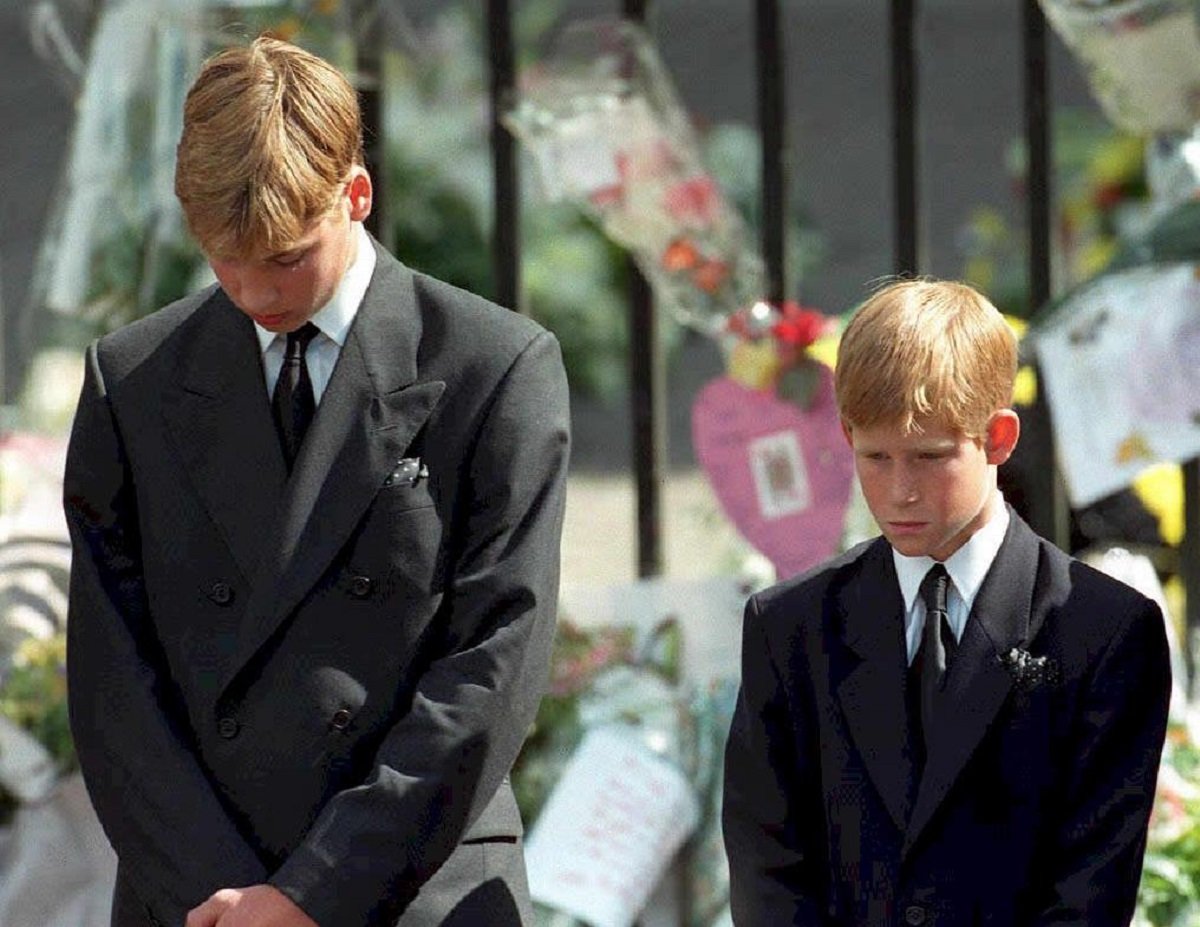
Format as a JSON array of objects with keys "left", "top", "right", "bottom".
[
  {"left": 722, "top": 594, "right": 830, "bottom": 926},
  {"left": 1030, "top": 596, "right": 1171, "bottom": 925},
  {"left": 64, "top": 341, "right": 269, "bottom": 926},
  {"left": 269, "top": 329, "right": 570, "bottom": 926}
]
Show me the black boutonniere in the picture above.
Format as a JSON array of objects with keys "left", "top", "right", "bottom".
[{"left": 999, "top": 647, "right": 1061, "bottom": 691}]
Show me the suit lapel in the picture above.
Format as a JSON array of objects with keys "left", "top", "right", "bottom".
[
  {"left": 220, "top": 245, "right": 445, "bottom": 695},
  {"left": 164, "top": 292, "right": 287, "bottom": 581},
  {"left": 834, "top": 539, "right": 917, "bottom": 833},
  {"left": 902, "top": 511, "right": 1040, "bottom": 856}
]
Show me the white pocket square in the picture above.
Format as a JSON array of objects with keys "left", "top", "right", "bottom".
[{"left": 386, "top": 457, "right": 429, "bottom": 487}]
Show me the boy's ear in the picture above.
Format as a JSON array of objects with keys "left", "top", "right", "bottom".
[
  {"left": 984, "top": 409, "right": 1020, "bottom": 465},
  {"left": 346, "top": 166, "right": 373, "bottom": 222},
  {"left": 840, "top": 420, "right": 854, "bottom": 447}
]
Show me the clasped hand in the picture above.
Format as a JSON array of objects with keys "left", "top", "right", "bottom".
[{"left": 185, "top": 884, "right": 318, "bottom": 927}]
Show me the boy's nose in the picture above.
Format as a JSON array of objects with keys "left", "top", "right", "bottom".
[
  {"left": 236, "top": 277, "right": 278, "bottom": 313},
  {"left": 891, "top": 471, "right": 919, "bottom": 504}
]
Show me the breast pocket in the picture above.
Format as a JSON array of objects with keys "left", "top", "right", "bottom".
[{"left": 347, "top": 481, "right": 446, "bottom": 607}]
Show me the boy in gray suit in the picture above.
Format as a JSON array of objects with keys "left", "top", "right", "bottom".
[{"left": 64, "top": 37, "right": 569, "bottom": 927}]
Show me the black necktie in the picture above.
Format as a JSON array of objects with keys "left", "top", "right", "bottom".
[
  {"left": 913, "top": 563, "right": 955, "bottom": 763},
  {"left": 271, "top": 323, "right": 320, "bottom": 471}
]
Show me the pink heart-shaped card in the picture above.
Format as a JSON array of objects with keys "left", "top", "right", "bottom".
[{"left": 691, "top": 366, "right": 854, "bottom": 580}]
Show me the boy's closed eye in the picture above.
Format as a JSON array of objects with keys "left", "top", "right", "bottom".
[{"left": 272, "top": 250, "right": 308, "bottom": 267}]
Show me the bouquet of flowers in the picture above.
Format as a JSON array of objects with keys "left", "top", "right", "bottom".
[
  {"left": 505, "top": 17, "right": 764, "bottom": 336},
  {"left": 1039, "top": 0, "right": 1200, "bottom": 135},
  {"left": 721, "top": 299, "right": 837, "bottom": 406}
]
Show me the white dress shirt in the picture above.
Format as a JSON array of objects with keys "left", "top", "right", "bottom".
[
  {"left": 255, "top": 223, "right": 376, "bottom": 403},
  {"left": 893, "top": 496, "right": 1010, "bottom": 665}
]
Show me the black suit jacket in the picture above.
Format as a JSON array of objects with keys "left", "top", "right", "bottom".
[
  {"left": 722, "top": 512, "right": 1170, "bottom": 926},
  {"left": 63, "top": 240, "right": 570, "bottom": 927}
]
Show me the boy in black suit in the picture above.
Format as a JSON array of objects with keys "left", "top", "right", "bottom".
[{"left": 722, "top": 279, "right": 1170, "bottom": 925}]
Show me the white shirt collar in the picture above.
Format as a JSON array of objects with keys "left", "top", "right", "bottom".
[
  {"left": 892, "top": 494, "right": 1010, "bottom": 616},
  {"left": 254, "top": 223, "right": 376, "bottom": 353}
]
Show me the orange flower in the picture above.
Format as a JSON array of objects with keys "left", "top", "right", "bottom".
[
  {"left": 693, "top": 259, "right": 728, "bottom": 293},
  {"left": 661, "top": 238, "right": 700, "bottom": 272},
  {"left": 662, "top": 174, "right": 720, "bottom": 226}
]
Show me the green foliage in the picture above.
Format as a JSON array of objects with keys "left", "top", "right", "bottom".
[
  {"left": 387, "top": 151, "right": 495, "bottom": 298},
  {"left": 523, "top": 206, "right": 634, "bottom": 399},
  {"left": 86, "top": 220, "right": 203, "bottom": 329},
  {"left": 1138, "top": 726, "right": 1200, "bottom": 925},
  {"left": 0, "top": 635, "right": 75, "bottom": 777}
]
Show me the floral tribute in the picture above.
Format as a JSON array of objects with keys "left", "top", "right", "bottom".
[
  {"left": 504, "top": 18, "right": 764, "bottom": 336},
  {"left": 508, "top": 18, "right": 853, "bottom": 585},
  {"left": 1137, "top": 718, "right": 1200, "bottom": 926},
  {"left": 722, "top": 299, "right": 837, "bottom": 407},
  {"left": 511, "top": 616, "right": 739, "bottom": 927},
  {"left": 505, "top": 18, "right": 841, "bottom": 409}
]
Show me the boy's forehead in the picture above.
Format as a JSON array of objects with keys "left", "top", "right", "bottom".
[
  {"left": 206, "top": 221, "right": 323, "bottom": 264},
  {"left": 850, "top": 416, "right": 970, "bottom": 447}
]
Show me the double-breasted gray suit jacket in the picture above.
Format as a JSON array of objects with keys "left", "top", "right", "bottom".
[
  {"left": 722, "top": 512, "right": 1171, "bottom": 926},
  {"left": 63, "top": 240, "right": 570, "bottom": 927}
]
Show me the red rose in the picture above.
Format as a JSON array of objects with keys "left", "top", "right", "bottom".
[{"left": 770, "top": 301, "right": 828, "bottom": 348}]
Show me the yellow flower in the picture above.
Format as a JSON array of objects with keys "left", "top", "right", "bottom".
[
  {"left": 1087, "top": 135, "right": 1143, "bottom": 187},
  {"left": 727, "top": 340, "right": 782, "bottom": 391},
  {"left": 1078, "top": 238, "right": 1118, "bottom": 279},
  {"left": 315, "top": 0, "right": 340, "bottom": 14},
  {"left": 1133, "top": 463, "right": 1184, "bottom": 546}
]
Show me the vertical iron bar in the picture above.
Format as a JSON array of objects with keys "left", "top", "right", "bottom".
[
  {"left": 359, "top": 29, "right": 390, "bottom": 250},
  {"left": 756, "top": 0, "right": 786, "bottom": 303},
  {"left": 1024, "top": 0, "right": 1051, "bottom": 312},
  {"left": 624, "top": 0, "right": 665, "bottom": 579},
  {"left": 891, "top": 0, "right": 918, "bottom": 274},
  {"left": 1022, "top": 0, "right": 1071, "bottom": 549},
  {"left": 1184, "top": 459, "right": 1200, "bottom": 697},
  {"left": 488, "top": 0, "right": 521, "bottom": 311}
]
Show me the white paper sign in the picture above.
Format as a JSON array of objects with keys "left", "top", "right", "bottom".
[
  {"left": 525, "top": 725, "right": 700, "bottom": 927},
  {"left": 1033, "top": 263, "right": 1200, "bottom": 507}
]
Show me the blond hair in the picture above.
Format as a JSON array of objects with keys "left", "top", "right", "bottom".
[
  {"left": 835, "top": 278, "right": 1017, "bottom": 438},
  {"left": 174, "top": 36, "right": 364, "bottom": 259}
]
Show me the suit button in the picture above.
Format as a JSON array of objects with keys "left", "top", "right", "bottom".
[
  {"left": 330, "top": 709, "right": 353, "bottom": 731},
  {"left": 208, "top": 582, "right": 234, "bottom": 606},
  {"left": 349, "top": 575, "right": 372, "bottom": 598},
  {"left": 904, "top": 905, "right": 927, "bottom": 926},
  {"left": 217, "top": 717, "right": 240, "bottom": 739}
]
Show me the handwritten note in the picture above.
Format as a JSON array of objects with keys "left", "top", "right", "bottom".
[{"left": 525, "top": 725, "right": 700, "bottom": 927}]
